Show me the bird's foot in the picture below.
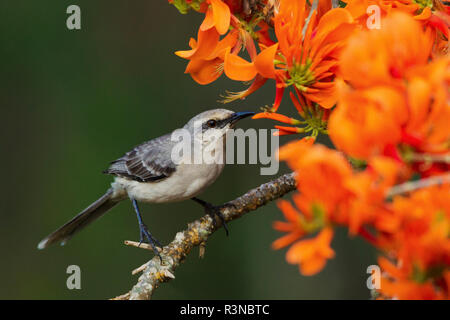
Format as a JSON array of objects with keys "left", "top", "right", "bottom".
[
  {"left": 192, "top": 198, "right": 232, "bottom": 236},
  {"left": 138, "top": 223, "right": 163, "bottom": 262},
  {"left": 208, "top": 205, "right": 230, "bottom": 236},
  {"left": 132, "top": 198, "right": 163, "bottom": 262}
]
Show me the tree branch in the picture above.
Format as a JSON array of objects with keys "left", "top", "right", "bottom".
[
  {"left": 112, "top": 172, "right": 297, "bottom": 300},
  {"left": 386, "top": 173, "right": 450, "bottom": 198}
]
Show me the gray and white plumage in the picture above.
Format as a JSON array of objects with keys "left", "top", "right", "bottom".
[
  {"left": 104, "top": 133, "right": 177, "bottom": 183},
  {"left": 38, "top": 108, "right": 254, "bottom": 249}
]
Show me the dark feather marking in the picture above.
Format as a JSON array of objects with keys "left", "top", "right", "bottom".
[{"left": 103, "top": 134, "right": 176, "bottom": 183}]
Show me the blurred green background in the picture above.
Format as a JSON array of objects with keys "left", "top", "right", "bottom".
[{"left": 0, "top": 1, "right": 377, "bottom": 299}]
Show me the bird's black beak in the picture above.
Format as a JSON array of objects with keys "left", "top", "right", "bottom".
[{"left": 226, "top": 111, "right": 255, "bottom": 127}]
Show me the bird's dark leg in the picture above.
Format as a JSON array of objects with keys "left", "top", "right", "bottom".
[
  {"left": 131, "top": 198, "right": 163, "bottom": 261},
  {"left": 191, "top": 197, "right": 230, "bottom": 236}
]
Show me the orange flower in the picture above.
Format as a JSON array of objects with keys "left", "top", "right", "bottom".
[
  {"left": 175, "top": 0, "right": 240, "bottom": 84},
  {"left": 272, "top": 199, "right": 305, "bottom": 250},
  {"left": 200, "top": 0, "right": 231, "bottom": 35},
  {"left": 223, "top": 47, "right": 259, "bottom": 81},
  {"left": 277, "top": 136, "right": 315, "bottom": 163},
  {"left": 343, "top": 156, "right": 405, "bottom": 234},
  {"left": 274, "top": 141, "right": 340, "bottom": 275},
  {"left": 279, "top": 139, "right": 405, "bottom": 235},
  {"left": 272, "top": 3, "right": 356, "bottom": 109},
  {"left": 343, "top": 0, "right": 433, "bottom": 22},
  {"left": 329, "top": 84, "right": 408, "bottom": 159},
  {"left": 404, "top": 57, "right": 450, "bottom": 154},
  {"left": 317, "top": 0, "right": 333, "bottom": 19},
  {"left": 169, "top": 0, "right": 450, "bottom": 298},
  {"left": 375, "top": 185, "right": 450, "bottom": 299},
  {"left": 182, "top": 29, "right": 239, "bottom": 84},
  {"left": 387, "top": 185, "right": 450, "bottom": 268},
  {"left": 380, "top": 276, "right": 445, "bottom": 300},
  {"left": 343, "top": 0, "right": 450, "bottom": 44},
  {"left": 374, "top": 184, "right": 450, "bottom": 299},
  {"left": 339, "top": 12, "right": 434, "bottom": 89},
  {"left": 279, "top": 141, "right": 354, "bottom": 216},
  {"left": 223, "top": 0, "right": 356, "bottom": 109},
  {"left": 330, "top": 13, "right": 448, "bottom": 160},
  {"left": 286, "top": 227, "right": 335, "bottom": 276},
  {"left": 253, "top": 111, "right": 304, "bottom": 136},
  {"left": 342, "top": 0, "right": 449, "bottom": 57},
  {"left": 253, "top": 112, "right": 299, "bottom": 124}
]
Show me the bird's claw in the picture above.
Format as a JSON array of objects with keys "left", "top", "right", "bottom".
[
  {"left": 138, "top": 223, "right": 163, "bottom": 262},
  {"left": 205, "top": 204, "right": 230, "bottom": 236},
  {"left": 192, "top": 197, "right": 231, "bottom": 236}
]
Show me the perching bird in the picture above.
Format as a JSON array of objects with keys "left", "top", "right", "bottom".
[{"left": 37, "top": 109, "right": 254, "bottom": 258}]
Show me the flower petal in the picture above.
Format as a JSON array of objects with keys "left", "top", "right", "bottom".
[
  {"left": 185, "top": 58, "right": 223, "bottom": 85},
  {"left": 313, "top": 8, "right": 354, "bottom": 51},
  {"left": 253, "top": 111, "right": 298, "bottom": 124},
  {"left": 211, "top": 0, "right": 231, "bottom": 35},
  {"left": 254, "top": 43, "right": 278, "bottom": 79},
  {"left": 205, "top": 29, "right": 238, "bottom": 60},
  {"left": 272, "top": 231, "right": 303, "bottom": 250},
  {"left": 317, "top": 0, "right": 332, "bottom": 20},
  {"left": 200, "top": 7, "right": 215, "bottom": 31},
  {"left": 223, "top": 49, "right": 257, "bottom": 81},
  {"left": 175, "top": 28, "right": 220, "bottom": 60}
]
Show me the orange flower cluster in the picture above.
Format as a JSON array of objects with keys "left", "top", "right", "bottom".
[
  {"left": 171, "top": 0, "right": 358, "bottom": 111},
  {"left": 277, "top": 138, "right": 450, "bottom": 298},
  {"left": 168, "top": 0, "right": 450, "bottom": 299},
  {"left": 330, "top": 12, "right": 449, "bottom": 168},
  {"left": 343, "top": 0, "right": 449, "bottom": 45},
  {"left": 272, "top": 11, "right": 450, "bottom": 299}
]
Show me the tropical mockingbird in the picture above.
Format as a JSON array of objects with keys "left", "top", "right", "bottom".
[{"left": 38, "top": 109, "right": 254, "bottom": 258}]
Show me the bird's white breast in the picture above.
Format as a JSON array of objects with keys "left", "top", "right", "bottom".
[
  {"left": 112, "top": 162, "right": 225, "bottom": 203},
  {"left": 112, "top": 129, "right": 228, "bottom": 203}
]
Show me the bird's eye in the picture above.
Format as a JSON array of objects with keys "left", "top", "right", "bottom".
[{"left": 206, "top": 119, "right": 217, "bottom": 128}]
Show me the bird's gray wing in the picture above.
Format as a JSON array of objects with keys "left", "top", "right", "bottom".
[{"left": 104, "top": 134, "right": 176, "bottom": 182}]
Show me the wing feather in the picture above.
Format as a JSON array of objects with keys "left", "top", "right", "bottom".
[{"left": 104, "top": 134, "right": 176, "bottom": 182}]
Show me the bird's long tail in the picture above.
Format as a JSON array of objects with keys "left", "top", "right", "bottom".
[{"left": 38, "top": 188, "right": 121, "bottom": 249}]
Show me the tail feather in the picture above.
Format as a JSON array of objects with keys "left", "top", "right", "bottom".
[{"left": 38, "top": 188, "right": 120, "bottom": 249}]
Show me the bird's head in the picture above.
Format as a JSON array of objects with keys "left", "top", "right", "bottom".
[{"left": 184, "top": 109, "right": 254, "bottom": 144}]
